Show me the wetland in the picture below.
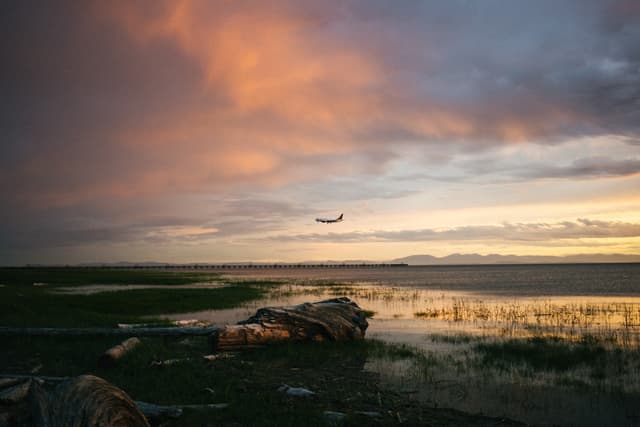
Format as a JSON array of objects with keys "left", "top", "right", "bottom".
[{"left": 2, "top": 265, "right": 639, "bottom": 426}]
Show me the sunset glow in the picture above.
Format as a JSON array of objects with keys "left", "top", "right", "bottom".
[{"left": 2, "top": 1, "right": 639, "bottom": 264}]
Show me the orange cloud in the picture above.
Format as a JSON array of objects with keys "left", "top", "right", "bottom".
[
  {"left": 5, "top": 0, "right": 596, "bottom": 211},
  {"left": 106, "top": 1, "right": 382, "bottom": 124}
]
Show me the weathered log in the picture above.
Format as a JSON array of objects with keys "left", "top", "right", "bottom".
[
  {"left": 0, "top": 374, "right": 230, "bottom": 425},
  {"left": 0, "top": 326, "right": 217, "bottom": 337},
  {"left": 117, "top": 319, "right": 210, "bottom": 329},
  {"left": 132, "top": 401, "right": 183, "bottom": 421},
  {"left": 30, "top": 375, "right": 150, "bottom": 427},
  {"left": 0, "top": 378, "right": 23, "bottom": 389},
  {"left": 99, "top": 337, "right": 141, "bottom": 368},
  {"left": 215, "top": 297, "right": 368, "bottom": 351},
  {"left": 0, "top": 374, "right": 67, "bottom": 383},
  {"left": 0, "top": 379, "right": 32, "bottom": 404}
]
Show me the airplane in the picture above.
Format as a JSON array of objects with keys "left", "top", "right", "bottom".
[{"left": 316, "top": 213, "right": 344, "bottom": 224}]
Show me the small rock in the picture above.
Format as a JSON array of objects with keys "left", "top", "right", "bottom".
[
  {"left": 323, "top": 410, "right": 346, "bottom": 426},
  {"left": 277, "top": 384, "right": 316, "bottom": 397},
  {"left": 177, "top": 337, "right": 197, "bottom": 347}
]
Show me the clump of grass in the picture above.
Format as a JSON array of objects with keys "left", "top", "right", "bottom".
[
  {"left": 474, "top": 337, "right": 607, "bottom": 372},
  {"left": 429, "top": 333, "right": 477, "bottom": 344},
  {"left": 415, "top": 297, "right": 640, "bottom": 347},
  {"left": 366, "top": 339, "right": 423, "bottom": 360},
  {"left": 362, "top": 309, "right": 376, "bottom": 318},
  {"left": 415, "top": 311, "right": 439, "bottom": 318}
]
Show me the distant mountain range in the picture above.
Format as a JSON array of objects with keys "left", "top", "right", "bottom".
[{"left": 391, "top": 253, "right": 640, "bottom": 265}]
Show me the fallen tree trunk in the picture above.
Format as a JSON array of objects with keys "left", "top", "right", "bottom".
[
  {"left": 99, "top": 337, "right": 141, "bottom": 368},
  {"left": 0, "top": 326, "right": 217, "bottom": 337},
  {"left": 215, "top": 297, "right": 368, "bottom": 351},
  {"left": 0, "top": 379, "right": 32, "bottom": 404},
  {"left": 132, "top": 401, "right": 183, "bottom": 421},
  {"left": 117, "top": 319, "right": 210, "bottom": 328},
  {"left": 0, "top": 374, "right": 228, "bottom": 425}
]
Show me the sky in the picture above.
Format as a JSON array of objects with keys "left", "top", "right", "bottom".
[{"left": 1, "top": 0, "right": 640, "bottom": 264}]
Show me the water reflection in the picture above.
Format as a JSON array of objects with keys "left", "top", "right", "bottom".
[
  {"left": 159, "top": 280, "right": 640, "bottom": 427},
  {"left": 162, "top": 283, "right": 640, "bottom": 348}
]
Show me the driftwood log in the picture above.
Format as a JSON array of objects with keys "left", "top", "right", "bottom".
[
  {"left": 28, "top": 375, "right": 150, "bottom": 427},
  {"left": 0, "top": 375, "right": 229, "bottom": 426},
  {"left": 99, "top": 337, "right": 141, "bottom": 368},
  {"left": 0, "top": 379, "right": 33, "bottom": 404},
  {"left": 214, "top": 297, "right": 368, "bottom": 351}
]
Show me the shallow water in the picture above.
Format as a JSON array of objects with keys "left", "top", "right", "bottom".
[
  {"left": 215, "top": 264, "right": 640, "bottom": 296},
  {"left": 159, "top": 265, "right": 640, "bottom": 427},
  {"left": 54, "top": 282, "right": 227, "bottom": 294},
  {"left": 163, "top": 281, "right": 640, "bottom": 348}
]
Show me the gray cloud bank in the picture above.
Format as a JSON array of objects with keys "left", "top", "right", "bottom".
[{"left": 263, "top": 219, "right": 640, "bottom": 243}]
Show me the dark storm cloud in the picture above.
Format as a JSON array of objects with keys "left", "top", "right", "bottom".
[
  {"left": 0, "top": 195, "right": 311, "bottom": 250},
  {"left": 518, "top": 157, "right": 640, "bottom": 179},
  {"left": 436, "top": 155, "right": 640, "bottom": 183}
]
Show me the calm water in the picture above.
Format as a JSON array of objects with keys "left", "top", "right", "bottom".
[
  {"left": 216, "top": 264, "right": 640, "bottom": 296},
  {"left": 163, "top": 264, "right": 640, "bottom": 427},
  {"left": 167, "top": 264, "right": 640, "bottom": 346}
]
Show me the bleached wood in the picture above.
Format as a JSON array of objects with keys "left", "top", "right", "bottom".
[
  {"left": 99, "top": 337, "right": 141, "bottom": 367},
  {"left": 0, "top": 379, "right": 31, "bottom": 404},
  {"left": 215, "top": 297, "right": 368, "bottom": 350},
  {"left": 30, "top": 375, "right": 150, "bottom": 427}
]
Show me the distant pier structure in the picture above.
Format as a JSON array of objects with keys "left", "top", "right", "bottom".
[
  {"left": 13, "top": 263, "right": 408, "bottom": 270},
  {"left": 112, "top": 263, "right": 407, "bottom": 269}
]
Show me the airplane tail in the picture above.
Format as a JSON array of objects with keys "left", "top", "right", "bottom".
[{"left": 338, "top": 213, "right": 343, "bottom": 220}]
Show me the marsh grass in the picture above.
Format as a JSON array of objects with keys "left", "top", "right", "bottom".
[
  {"left": 5, "top": 269, "right": 640, "bottom": 425},
  {"left": 415, "top": 297, "right": 640, "bottom": 347},
  {"left": 0, "top": 268, "right": 273, "bottom": 327},
  {"left": 475, "top": 337, "right": 607, "bottom": 372},
  {"left": 429, "top": 333, "right": 477, "bottom": 344}
]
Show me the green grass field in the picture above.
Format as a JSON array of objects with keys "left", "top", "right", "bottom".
[{"left": 0, "top": 268, "right": 269, "bottom": 327}]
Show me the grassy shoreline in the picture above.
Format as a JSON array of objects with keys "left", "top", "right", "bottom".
[
  {"left": 0, "top": 268, "right": 276, "bottom": 327},
  {"left": 8, "top": 268, "right": 639, "bottom": 425}
]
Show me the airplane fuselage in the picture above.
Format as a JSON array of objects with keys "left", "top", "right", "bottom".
[{"left": 316, "top": 214, "right": 343, "bottom": 223}]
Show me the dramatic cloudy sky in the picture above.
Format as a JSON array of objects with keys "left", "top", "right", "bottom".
[{"left": 2, "top": 0, "right": 640, "bottom": 264}]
